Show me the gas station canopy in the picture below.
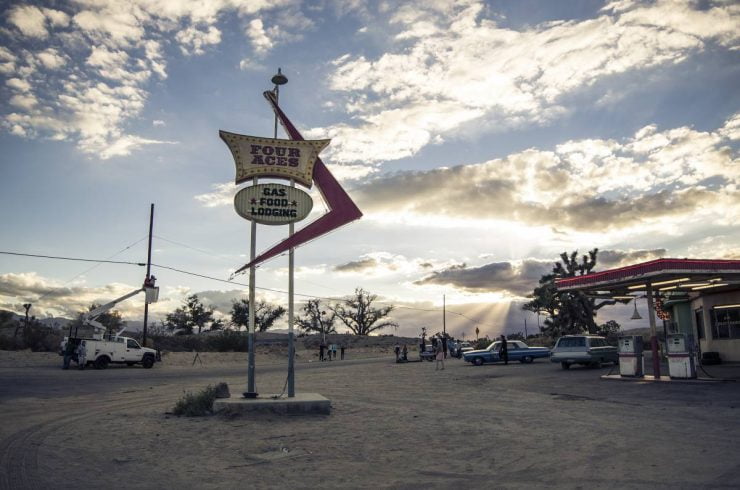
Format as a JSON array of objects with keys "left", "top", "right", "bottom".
[{"left": 556, "top": 258, "right": 740, "bottom": 297}]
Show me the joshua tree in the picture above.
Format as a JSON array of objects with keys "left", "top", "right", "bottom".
[{"left": 330, "top": 288, "right": 398, "bottom": 336}]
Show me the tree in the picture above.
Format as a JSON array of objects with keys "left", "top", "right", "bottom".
[
  {"left": 163, "top": 308, "right": 191, "bottom": 334},
  {"left": 522, "top": 249, "right": 616, "bottom": 338},
  {"left": 296, "top": 299, "right": 337, "bottom": 336},
  {"left": 163, "top": 295, "right": 218, "bottom": 334},
  {"left": 230, "top": 299, "right": 286, "bottom": 332},
  {"left": 330, "top": 288, "right": 398, "bottom": 336},
  {"left": 596, "top": 320, "right": 621, "bottom": 338}
]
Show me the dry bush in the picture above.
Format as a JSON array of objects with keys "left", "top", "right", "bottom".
[{"left": 172, "top": 385, "right": 219, "bottom": 417}]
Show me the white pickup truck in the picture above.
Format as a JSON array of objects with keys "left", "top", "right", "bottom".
[{"left": 62, "top": 336, "right": 159, "bottom": 369}]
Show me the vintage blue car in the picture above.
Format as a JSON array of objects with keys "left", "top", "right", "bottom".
[{"left": 463, "top": 340, "right": 550, "bottom": 365}]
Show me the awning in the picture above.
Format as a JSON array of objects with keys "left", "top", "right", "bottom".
[{"left": 555, "top": 258, "right": 740, "bottom": 296}]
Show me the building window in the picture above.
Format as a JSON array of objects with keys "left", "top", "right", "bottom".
[
  {"left": 695, "top": 309, "right": 704, "bottom": 339},
  {"left": 711, "top": 306, "right": 740, "bottom": 340}
]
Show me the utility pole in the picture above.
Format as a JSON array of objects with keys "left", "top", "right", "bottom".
[
  {"left": 524, "top": 317, "right": 528, "bottom": 338},
  {"left": 142, "top": 203, "right": 154, "bottom": 346}
]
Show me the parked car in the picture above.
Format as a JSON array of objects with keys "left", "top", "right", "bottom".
[
  {"left": 463, "top": 340, "right": 550, "bottom": 366},
  {"left": 458, "top": 341, "right": 474, "bottom": 355},
  {"left": 550, "top": 335, "right": 618, "bottom": 369},
  {"left": 420, "top": 345, "right": 435, "bottom": 361}
]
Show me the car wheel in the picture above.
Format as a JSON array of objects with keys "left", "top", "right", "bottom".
[
  {"left": 94, "top": 356, "right": 109, "bottom": 370},
  {"left": 561, "top": 362, "right": 570, "bottom": 370},
  {"left": 142, "top": 356, "right": 154, "bottom": 369},
  {"left": 522, "top": 355, "right": 533, "bottom": 364},
  {"left": 473, "top": 357, "right": 484, "bottom": 366}
]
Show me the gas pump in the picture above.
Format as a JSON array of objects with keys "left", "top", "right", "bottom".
[
  {"left": 618, "top": 335, "right": 644, "bottom": 377},
  {"left": 666, "top": 333, "right": 697, "bottom": 379}
]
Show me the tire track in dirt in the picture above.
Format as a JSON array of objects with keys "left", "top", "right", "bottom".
[{"left": 0, "top": 391, "right": 172, "bottom": 490}]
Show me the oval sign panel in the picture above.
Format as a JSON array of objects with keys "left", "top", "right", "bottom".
[{"left": 234, "top": 183, "right": 313, "bottom": 226}]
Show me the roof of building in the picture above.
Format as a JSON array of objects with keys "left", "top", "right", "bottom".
[{"left": 555, "top": 258, "right": 740, "bottom": 294}]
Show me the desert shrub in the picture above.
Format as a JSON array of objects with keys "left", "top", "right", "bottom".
[
  {"left": 0, "top": 335, "right": 21, "bottom": 350},
  {"left": 207, "top": 331, "right": 247, "bottom": 352},
  {"left": 149, "top": 334, "right": 207, "bottom": 352},
  {"left": 172, "top": 385, "right": 219, "bottom": 417},
  {"left": 0, "top": 325, "right": 64, "bottom": 352},
  {"left": 474, "top": 337, "right": 492, "bottom": 350}
]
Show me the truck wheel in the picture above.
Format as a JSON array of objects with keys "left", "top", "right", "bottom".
[
  {"left": 561, "top": 362, "right": 570, "bottom": 370},
  {"left": 142, "top": 356, "right": 154, "bottom": 369},
  {"left": 473, "top": 357, "right": 484, "bottom": 366},
  {"left": 522, "top": 355, "right": 534, "bottom": 364},
  {"left": 94, "top": 356, "right": 109, "bottom": 370}
]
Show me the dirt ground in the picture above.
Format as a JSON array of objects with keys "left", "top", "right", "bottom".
[{"left": 2, "top": 351, "right": 740, "bottom": 489}]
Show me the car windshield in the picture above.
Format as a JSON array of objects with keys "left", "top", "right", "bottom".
[
  {"left": 557, "top": 337, "right": 586, "bottom": 348},
  {"left": 488, "top": 342, "right": 500, "bottom": 350}
]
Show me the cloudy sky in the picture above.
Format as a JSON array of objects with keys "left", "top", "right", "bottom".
[{"left": 1, "top": 0, "right": 738, "bottom": 339}]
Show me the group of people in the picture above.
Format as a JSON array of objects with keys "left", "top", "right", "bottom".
[
  {"left": 319, "top": 342, "right": 345, "bottom": 361},
  {"left": 394, "top": 343, "right": 409, "bottom": 362},
  {"left": 62, "top": 339, "right": 87, "bottom": 370}
]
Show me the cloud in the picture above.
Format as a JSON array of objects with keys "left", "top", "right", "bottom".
[
  {"left": 412, "top": 247, "right": 668, "bottom": 298},
  {"left": 175, "top": 25, "right": 222, "bottom": 55},
  {"left": 36, "top": 48, "right": 66, "bottom": 69},
  {"left": 100, "top": 135, "right": 178, "bottom": 159},
  {"left": 194, "top": 182, "right": 237, "bottom": 208},
  {"left": 9, "top": 94, "right": 38, "bottom": 110},
  {"left": 334, "top": 257, "right": 378, "bottom": 273},
  {"left": 353, "top": 117, "right": 740, "bottom": 232},
  {"left": 320, "top": 0, "right": 739, "bottom": 164},
  {"left": 333, "top": 252, "right": 461, "bottom": 278},
  {"left": 6, "top": 78, "right": 31, "bottom": 92},
  {"left": 415, "top": 259, "right": 552, "bottom": 297},
  {"left": 152, "top": 119, "right": 165, "bottom": 126},
  {"left": 246, "top": 18, "right": 274, "bottom": 55},
  {"left": 0, "top": 272, "right": 148, "bottom": 319},
  {"left": 0, "top": 1, "right": 306, "bottom": 157},
  {"left": 8, "top": 5, "right": 49, "bottom": 38}
]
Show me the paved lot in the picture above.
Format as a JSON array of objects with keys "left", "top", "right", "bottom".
[{"left": 1, "top": 355, "right": 739, "bottom": 489}]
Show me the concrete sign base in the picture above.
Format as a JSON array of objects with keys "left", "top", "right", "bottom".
[{"left": 214, "top": 393, "right": 331, "bottom": 415}]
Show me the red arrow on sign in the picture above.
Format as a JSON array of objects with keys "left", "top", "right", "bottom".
[{"left": 233, "top": 91, "right": 363, "bottom": 275}]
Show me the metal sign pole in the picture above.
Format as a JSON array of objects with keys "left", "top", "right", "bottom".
[
  {"left": 270, "top": 68, "right": 294, "bottom": 398},
  {"left": 245, "top": 179, "right": 258, "bottom": 398}
]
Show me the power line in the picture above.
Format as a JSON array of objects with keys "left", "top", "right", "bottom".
[
  {"left": 153, "top": 235, "right": 222, "bottom": 258},
  {"left": 3, "top": 247, "right": 499, "bottom": 329},
  {"left": 0, "top": 250, "right": 146, "bottom": 266},
  {"left": 151, "top": 262, "right": 497, "bottom": 327}
]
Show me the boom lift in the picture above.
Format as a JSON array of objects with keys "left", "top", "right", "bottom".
[
  {"left": 61, "top": 277, "right": 161, "bottom": 370},
  {"left": 72, "top": 276, "right": 159, "bottom": 340}
]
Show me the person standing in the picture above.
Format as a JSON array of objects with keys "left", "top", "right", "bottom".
[
  {"left": 62, "top": 339, "right": 75, "bottom": 370},
  {"left": 340, "top": 345, "right": 345, "bottom": 360},
  {"left": 402, "top": 344, "right": 408, "bottom": 361},
  {"left": 500, "top": 334, "right": 509, "bottom": 365},
  {"left": 319, "top": 341, "right": 326, "bottom": 361},
  {"left": 332, "top": 343, "right": 338, "bottom": 360},
  {"left": 435, "top": 343, "right": 445, "bottom": 370},
  {"left": 394, "top": 343, "right": 400, "bottom": 361},
  {"left": 76, "top": 340, "right": 87, "bottom": 370}
]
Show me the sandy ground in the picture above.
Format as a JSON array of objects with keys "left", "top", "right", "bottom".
[{"left": 2, "top": 351, "right": 740, "bottom": 489}]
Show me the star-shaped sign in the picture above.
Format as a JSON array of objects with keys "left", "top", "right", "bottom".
[{"left": 232, "top": 91, "right": 363, "bottom": 274}]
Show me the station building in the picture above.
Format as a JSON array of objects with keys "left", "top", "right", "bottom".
[{"left": 556, "top": 258, "right": 740, "bottom": 363}]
